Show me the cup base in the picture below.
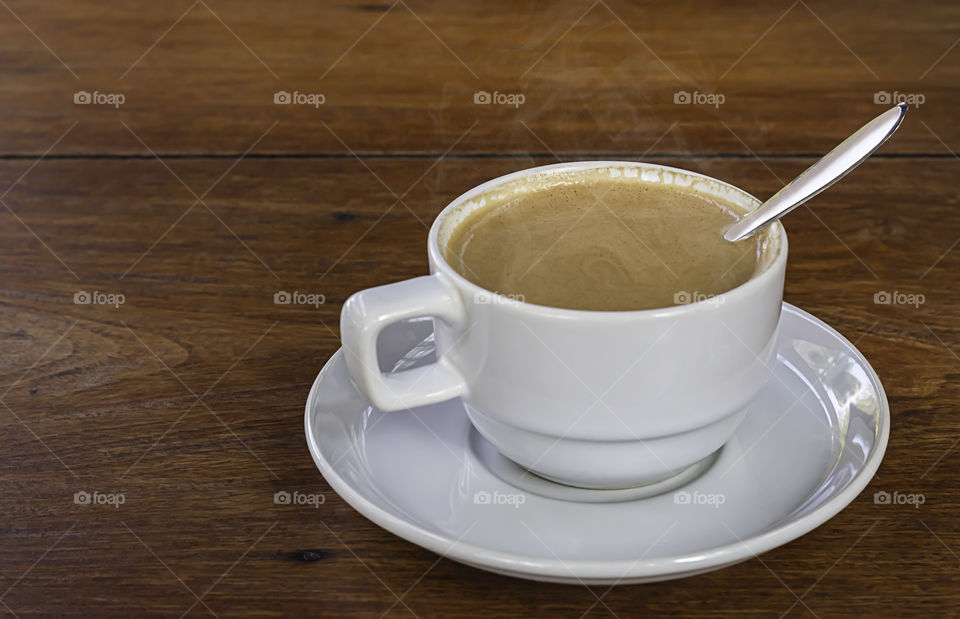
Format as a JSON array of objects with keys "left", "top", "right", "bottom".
[
  {"left": 469, "top": 426, "right": 721, "bottom": 503},
  {"left": 465, "top": 400, "right": 748, "bottom": 491}
]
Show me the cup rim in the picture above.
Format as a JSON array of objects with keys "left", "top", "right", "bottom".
[{"left": 427, "top": 160, "right": 787, "bottom": 319}]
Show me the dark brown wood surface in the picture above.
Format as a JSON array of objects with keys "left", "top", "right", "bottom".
[{"left": 1, "top": 0, "right": 958, "bottom": 616}]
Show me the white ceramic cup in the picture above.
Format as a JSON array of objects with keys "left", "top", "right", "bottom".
[{"left": 341, "top": 161, "right": 787, "bottom": 489}]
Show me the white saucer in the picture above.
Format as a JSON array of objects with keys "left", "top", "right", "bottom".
[{"left": 305, "top": 303, "right": 889, "bottom": 584}]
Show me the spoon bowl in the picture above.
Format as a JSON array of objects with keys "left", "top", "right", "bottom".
[{"left": 724, "top": 103, "right": 907, "bottom": 242}]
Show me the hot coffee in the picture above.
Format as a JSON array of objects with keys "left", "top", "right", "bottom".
[{"left": 444, "top": 171, "right": 760, "bottom": 311}]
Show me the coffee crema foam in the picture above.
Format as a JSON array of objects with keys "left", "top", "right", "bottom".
[{"left": 443, "top": 169, "right": 763, "bottom": 311}]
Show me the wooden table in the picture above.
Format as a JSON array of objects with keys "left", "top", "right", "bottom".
[{"left": 1, "top": 1, "right": 957, "bottom": 616}]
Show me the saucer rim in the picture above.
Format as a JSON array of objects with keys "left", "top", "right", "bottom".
[{"left": 304, "top": 302, "right": 890, "bottom": 580}]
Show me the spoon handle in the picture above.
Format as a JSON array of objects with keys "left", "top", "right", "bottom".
[{"left": 723, "top": 103, "right": 907, "bottom": 242}]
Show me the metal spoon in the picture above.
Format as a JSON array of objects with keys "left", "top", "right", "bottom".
[{"left": 723, "top": 103, "right": 907, "bottom": 242}]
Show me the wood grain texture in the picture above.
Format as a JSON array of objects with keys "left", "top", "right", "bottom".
[
  {"left": 0, "top": 0, "right": 958, "bottom": 155},
  {"left": 1, "top": 0, "right": 959, "bottom": 616}
]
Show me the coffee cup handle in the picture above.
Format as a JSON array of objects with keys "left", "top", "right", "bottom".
[{"left": 340, "top": 274, "right": 468, "bottom": 411}]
